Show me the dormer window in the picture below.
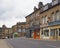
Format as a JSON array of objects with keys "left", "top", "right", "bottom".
[
  {"left": 52, "top": 0, "right": 58, "bottom": 6},
  {"left": 43, "top": 5, "right": 48, "bottom": 11},
  {"left": 43, "top": 3, "right": 52, "bottom": 11}
]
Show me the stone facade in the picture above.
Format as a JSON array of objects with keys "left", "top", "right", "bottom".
[
  {"left": 12, "top": 22, "right": 26, "bottom": 38},
  {"left": 25, "top": 0, "right": 60, "bottom": 40},
  {"left": 25, "top": 2, "right": 43, "bottom": 39},
  {"left": 1, "top": 25, "right": 12, "bottom": 39},
  {"left": 0, "top": 22, "right": 26, "bottom": 39},
  {"left": 0, "top": 28, "right": 2, "bottom": 38},
  {"left": 0, "top": 0, "right": 60, "bottom": 40},
  {"left": 40, "top": 0, "right": 60, "bottom": 40}
]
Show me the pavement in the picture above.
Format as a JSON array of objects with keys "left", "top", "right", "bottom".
[{"left": 0, "top": 39, "right": 13, "bottom": 48}]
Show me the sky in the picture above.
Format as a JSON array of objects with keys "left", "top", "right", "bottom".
[{"left": 0, "top": 0, "right": 52, "bottom": 27}]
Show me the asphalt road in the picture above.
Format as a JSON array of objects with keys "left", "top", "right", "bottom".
[{"left": 5, "top": 37, "right": 60, "bottom": 48}]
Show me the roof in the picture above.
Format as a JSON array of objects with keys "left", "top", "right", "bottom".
[
  {"left": 40, "top": 4, "right": 60, "bottom": 14},
  {"left": 25, "top": 0, "right": 60, "bottom": 18},
  {"left": 17, "top": 22, "right": 26, "bottom": 25},
  {"left": 25, "top": 8, "right": 40, "bottom": 18}
]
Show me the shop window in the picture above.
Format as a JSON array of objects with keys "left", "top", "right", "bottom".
[
  {"left": 51, "top": 29, "right": 55, "bottom": 36},
  {"left": 59, "top": 29, "right": 60, "bottom": 36},
  {"left": 59, "top": 32, "right": 60, "bottom": 36},
  {"left": 44, "top": 30, "right": 49, "bottom": 36}
]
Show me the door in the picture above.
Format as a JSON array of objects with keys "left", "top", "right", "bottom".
[{"left": 30, "top": 30, "right": 32, "bottom": 38}]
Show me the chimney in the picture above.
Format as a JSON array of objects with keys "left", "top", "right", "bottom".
[
  {"left": 34, "top": 6, "right": 37, "bottom": 11},
  {"left": 38, "top": 2, "right": 43, "bottom": 9},
  {"left": 52, "top": 0, "right": 56, "bottom": 2}
]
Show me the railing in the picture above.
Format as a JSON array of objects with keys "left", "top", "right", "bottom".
[{"left": 48, "top": 20, "right": 60, "bottom": 26}]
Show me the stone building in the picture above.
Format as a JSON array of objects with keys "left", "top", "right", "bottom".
[
  {"left": 26, "top": 0, "right": 60, "bottom": 40},
  {"left": 12, "top": 22, "right": 26, "bottom": 38},
  {"left": 0, "top": 28, "right": 2, "bottom": 38},
  {"left": 0, "top": 22, "right": 26, "bottom": 39},
  {"left": 1, "top": 25, "right": 12, "bottom": 38},
  {"left": 40, "top": 0, "right": 60, "bottom": 40},
  {"left": 8, "top": 28, "right": 13, "bottom": 38},
  {"left": 25, "top": 2, "right": 43, "bottom": 39}
]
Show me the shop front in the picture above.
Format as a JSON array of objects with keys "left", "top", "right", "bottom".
[
  {"left": 48, "top": 20, "right": 60, "bottom": 40},
  {"left": 34, "top": 29, "right": 40, "bottom": 39},
  {"left": 40, "top": 25, "right": 60, "bottom": 40},
  {"left": 33, "top": 25, "right": 40, "bottom": 39},
  {"left": 40, "top": 28, "right": 50, "bottom": 40},
  {"left": 26, "top": 28, "right": 33, "bottom": 38},
  {"left": 49, "top": 26, "right": 60, "bottom": 40}
]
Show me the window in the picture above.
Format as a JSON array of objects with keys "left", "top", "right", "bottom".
[
  {"left": 51, "top": 12, "right": 55, "bottom": 22},
  {"left": 44, "top": 30, "right": 49, "bottom": 36},
  {"left": 56, "top": 10, "right": 60, "bottom": 21},
  {"left": 45, "top": 16, "right": 47, "bottom": 23},
  {"left": 43, "top": 5, "right": 48, "bottom": 11},
  {"left": 59, "top": 32, "right": 60, "bottom": 36},
  {"left": 52, "top": 0, "right": 58, "bottom": 6},
  {"left": 18, "top": 29, "right": 21, "bottom": 32},
  {"left": 42, "top": 16, "right": 47, "bottom": 24},
  {"left": 59, "top": 29, "right": 60, "bottom": 36},
  {"left": 51, "top": 29, "right": 55, "bottom": 36},
  {"left": 22, "top": 29, "right": 25, "bottom": 32},
  {"left": 42, "top": 17, "right": 45, "bottom": 24},
  {"left": 30, "top": 22, "right": 33, "bottom": 27}
]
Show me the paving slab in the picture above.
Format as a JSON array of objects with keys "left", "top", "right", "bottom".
[{"left": 0, "top": 39, "right": 10, "bottom": 48}]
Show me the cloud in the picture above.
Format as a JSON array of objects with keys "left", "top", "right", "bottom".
[{"left": 0, "top": 0, "right": 52, "bottom": 27}]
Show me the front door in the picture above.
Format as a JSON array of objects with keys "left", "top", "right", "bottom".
[{"left": 30, "top": 30, "right": 32, "bottom": 38}]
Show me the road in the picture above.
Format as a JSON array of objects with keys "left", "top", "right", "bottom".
[{"left": 5, "top": 37, "right": 60, "bottom": 48}]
